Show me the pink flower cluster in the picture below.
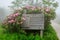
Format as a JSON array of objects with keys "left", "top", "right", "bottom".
[
  {"left": 8, "top": 19, "right": 15, "bottom": 23},
  {"left": 8, "top": 12, "right": 19, "bottom": 19},
  {"left": 7, "top": 12, "right": 26, "bottom": 24},
  {"left": 31, "top": 6, "right": 36, "bottom": 10},
  {"left": 45, "top": 7, "right": 50, "bottom": 13},
  {"left": 13, "top": 13, "right": 19, "bottom": 17},
  {"left": 24, "top": 5, "right": 41, "bottom": 11},
  {"left": 7, "top": 12, "right": 20, "bottom": 23},
  {"left": 25, "top": 5, "right": 31, "bottom": 9},
  {"left": 25, "top": 5, "right": 36, "bottom": 10}
]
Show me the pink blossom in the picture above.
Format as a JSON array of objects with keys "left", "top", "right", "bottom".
[
  {"left": 8, "top": 20, "right": 15, "bottom": 23},
  {"left": 25, "top": 5, "right": 30, "bottom": 9},
  {"left": 13, "top": 14, "right": 16, "bottom": 17},
  {"left": 13, "top": 13, "right": 19, "bottom": 17},
  {"left": 31, "top": 6, "right": 36, "bottom": 10},
  {"left": 8, "top": 14, "right": 15, "bottom": 19},
  {"left": 31, "top": 8, "right": 35, "bottom": 10},
  {"left": 45, "top": 7, "right": 50, "bottom": 12},
  {"left": 15, "top": 13, "right": 19, "bottom": 16}
]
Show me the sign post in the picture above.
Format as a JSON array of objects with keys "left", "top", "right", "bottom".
[{"left": 22, "top": 13, "right": 44, "bottom": 37}]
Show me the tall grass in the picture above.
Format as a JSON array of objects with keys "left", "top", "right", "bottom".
[{"left": 0, "top": 24, "right": 59, "bottom": 40}]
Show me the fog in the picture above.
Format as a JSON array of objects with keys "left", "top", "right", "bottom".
[
  {"left": 54, "top": 0, "right": 60, "bottom": 24},
  {"left": 0, "top": 0, "right": 60, "bottom": 23}
]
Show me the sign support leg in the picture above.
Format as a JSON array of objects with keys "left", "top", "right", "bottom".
[{"left": 40, "top": 30, "right": 43, "bottom": 38}]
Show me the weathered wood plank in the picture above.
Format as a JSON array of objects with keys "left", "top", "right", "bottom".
[{"left": 22, "top": 13, "right": 44, "bottom": 30}]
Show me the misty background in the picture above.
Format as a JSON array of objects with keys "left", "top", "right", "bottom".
[{"left": 0, "top": 0, "right": 60, "bottom": 23}]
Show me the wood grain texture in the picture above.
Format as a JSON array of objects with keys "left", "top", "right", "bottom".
[{"left": 22, "top": 13, "right": 44, "bottom": 30}]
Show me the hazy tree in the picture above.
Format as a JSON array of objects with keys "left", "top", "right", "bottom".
[
  {"left": 42, "top": 0, "right": 58, "bottom": 9},
  {"left": 10, "top": 0, "right": 43, "bottom": 10}
]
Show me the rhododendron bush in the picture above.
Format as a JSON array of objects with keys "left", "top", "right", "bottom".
[
  {"left": 23, "top": 6, "right": 56, "bottom": 26},
  {"left": 23, "top": 6, "right": 42, "bottom": 14},
  {"left": 2, "top": 5, "right": 56, "bottom": 33},
  {"left": 2, "top": 11, "right": 26, "bottom": 33},
  {"left": 44, "top": 7, "right": 56, "bottom": 27}
]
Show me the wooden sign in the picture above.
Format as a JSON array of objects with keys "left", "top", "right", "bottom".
[{"left": 22, "top": 13, "right": 44, "bottom": 30}]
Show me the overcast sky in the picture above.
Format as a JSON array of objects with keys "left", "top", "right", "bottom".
[
  {"left": 0, "top": 0, "right": 60, "bottom": 23},
  {"left": 0, "top": 0, "right": 13, "bottom": 8}
]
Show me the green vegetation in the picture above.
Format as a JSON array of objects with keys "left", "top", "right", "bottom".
[
  {"left": 43, "top": 24, "right": 59, "bottom": 40},
  {"left": 0, "top": 0, "right": 58, "bottom": 40},
  {"left": 0, "top": 24, "right": 59, "bottom": 40}
]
